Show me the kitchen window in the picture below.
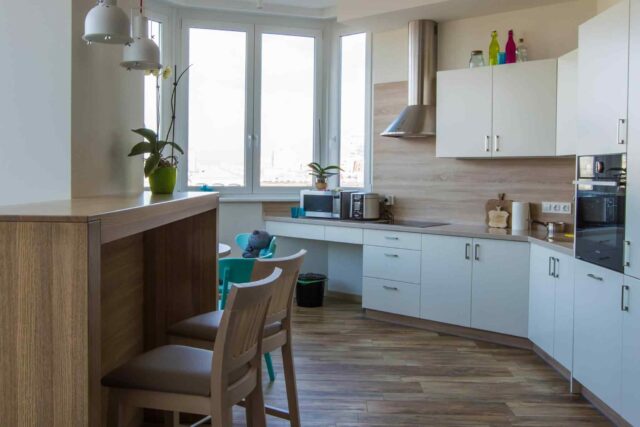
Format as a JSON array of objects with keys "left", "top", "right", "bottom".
[
  {"left": 184, "top": 22, "right": 322, "bottom": 195},
  {"left": 339, "top": 32, "right": 368, "bottom": 189}
]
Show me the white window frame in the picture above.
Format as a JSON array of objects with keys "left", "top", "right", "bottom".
[
  {"left": 180, "top": 19, "right": 323, "bottom": 196},
  {"left": 331, "top": 30, "right": 373, "bottom": 191}
]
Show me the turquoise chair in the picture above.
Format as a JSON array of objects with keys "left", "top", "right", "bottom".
[
  {"left": 218, "top": 256, "right": 276, "bottom": 382},
  {"left": 235, "top": 233, "right": 277, "bottom": 259}
]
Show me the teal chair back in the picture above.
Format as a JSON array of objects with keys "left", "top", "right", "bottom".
[
  {"left": 235, "top": 233, "right": 277, "bottom": 259},
  {"left": 218, "top": 257, "right": 255, "bottom": 309}
]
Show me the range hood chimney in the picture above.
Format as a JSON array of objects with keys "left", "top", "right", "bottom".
[{"left": 381, "top": 20, "right": 437, "bottom": 138}]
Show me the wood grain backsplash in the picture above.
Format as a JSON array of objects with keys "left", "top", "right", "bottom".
[{"left": 374, "top": 81, "right": 576, "bottom": 226}]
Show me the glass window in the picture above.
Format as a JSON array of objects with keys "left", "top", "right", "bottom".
[
  {"left": 187, "top": 28, "right": 247, "bottom": 188},
  {"left": 339, "top": 33, "right": 367, "bottom": 188},
  {"left": 259, "top": 33, "right": 316, "bottom": 187},
  {"left": 144, "top": 20, "right": 162, "bottom": 133}
]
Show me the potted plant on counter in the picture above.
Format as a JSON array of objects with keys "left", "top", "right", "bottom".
[
  {"left": 308, "top": 162, "right": 342, "bottom": 190},
  {"left": 128, "top": 65, "right": 190, "bottom": 194}
]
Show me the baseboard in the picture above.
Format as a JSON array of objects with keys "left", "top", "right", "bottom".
[
  {"left": 364, "top": 309, "right": 532, "bottom": 350},
  {"left": 579, "top": 383, "right": 632, "bottom": 427},
  {"left": 532, "top": 344, "right": 571, "bottom": 382},
  {"left": 326, "top": 291, "right": 362, "bottom": 304}
]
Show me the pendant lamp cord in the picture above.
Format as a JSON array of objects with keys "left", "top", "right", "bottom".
[{"left": 140, "top": 0, "right": 143, "bottom": 15}]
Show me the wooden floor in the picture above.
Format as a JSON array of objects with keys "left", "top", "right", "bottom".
[{"left": 231, "top": 298, "right": 611, "bottom": 427}]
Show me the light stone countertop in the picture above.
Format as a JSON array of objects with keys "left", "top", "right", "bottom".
[{"left": 263, "top": 216, "right": 575, "bottom": 257}]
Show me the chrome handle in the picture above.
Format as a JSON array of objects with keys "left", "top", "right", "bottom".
[
  {"left": 474, "top": 244, "right": 480, "bottom": 261},
  {"left": 494, "top": 135, "right": 500, "bottom": 152},
  {"left": 549, "top": 257, "right": 554, "bottom": 277},
  {"left": 618, "top": 118, "right": 626, "bottom": 145},
  {"left": 383, "top": 285, "right": 399, "bottom": 291},
  {"left": 554, "top": 258, "right": 560, "bottom": 279},
  {"left": 385, "top": 236, "right": 399, "bottom": 240},
  {"left": 384, "top": 253, "right": 399, "bottom": 258},
  {"left": 622, "top": 285, "right": 630, "bottom": 312},
  {"left": 484, "top": 135, "right": 491, "bottom": 152},
  {"left": 624, "top": 240, "right": 631, "bottom": 267},
  {"left": 465, "top": 243, "right": 471, "bottom": 260},
  {"left": 587, "top": 273, "right": 604, "bottom": 282}
]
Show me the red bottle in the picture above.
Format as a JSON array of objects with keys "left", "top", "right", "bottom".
[{"left": 505, "top": 30, "right": 517, "bottom": 64}]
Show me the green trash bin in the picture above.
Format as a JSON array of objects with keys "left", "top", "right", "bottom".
[{"left": 296, "top": 273, "right": 326, "bottom": 307}]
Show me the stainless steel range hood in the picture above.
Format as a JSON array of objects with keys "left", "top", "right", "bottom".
[{"left": 381, "top": 20, "right": 437, "bottom": 138}]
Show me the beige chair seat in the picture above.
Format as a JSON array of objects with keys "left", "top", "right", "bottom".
[
  {"left": 102, "top": 345, "right": 249, "bottom": 397},
  {"left": 168, "top": 311, "right": 282, "bottom": 342}
]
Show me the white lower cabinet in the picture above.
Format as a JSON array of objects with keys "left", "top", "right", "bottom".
[
  {"left": 363, "top": 245, "right": 421, "bottom": 284},
  {"left": 420, "top": 235, "right": 473, "bottom": 327},
  {"left": 528, "top": 245, "right": 575, "bottom": 370},
  {"left": 622, "top": 275, "right": 640, "bottom": 426},
  {"left": 362, "top": 277, "right": 420, "bottom": 318},
  {"left": 573, "top": 260, "right": 624, "bottom": 413},
  {"left": 471, "top": 238, "right": 530, "bottom": 337}
]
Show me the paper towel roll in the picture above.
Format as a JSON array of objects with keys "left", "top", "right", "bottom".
[{"left": 511, "top": 202, "right": 530, "bottom": 231}]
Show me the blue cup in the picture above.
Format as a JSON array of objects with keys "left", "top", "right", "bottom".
[
  {"left": 498, "top": 52, "right": 506, "bottom": 64},
  {"left": 291, "top": 207, "right": 301, "bottom": 218}
]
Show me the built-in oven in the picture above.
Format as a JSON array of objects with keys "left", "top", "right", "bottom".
[{"left": 575, "top": 154, "right": 627, "bottom": 272}]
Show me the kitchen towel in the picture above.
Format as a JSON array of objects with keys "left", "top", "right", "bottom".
[{"left": 511, "top": 202, "right": 530, "bottom": 231}]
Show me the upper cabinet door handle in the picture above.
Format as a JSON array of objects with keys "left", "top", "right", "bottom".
[
  {"left": 494, "top": 135, "right": 500, "bottom": 152},
  {"left": 624, "top": 240, "right": 631, "bottom": 268},
  {"left": 549, "top": 257, "right": 554, "bottom": 277},
  {"left": 484, "top": 135, "right": 491, "bottom": 152},
  {"left": 618, "top": 118, "right": 627, "bottom": 145},
  {"left": 554, "top": 258, "right": 560, "bottom": 279},
  {"left": 474, "top": 244, "right": 480, "bottom": 261},
  {"left": 465, "top": 243, "right": 471, "bottom": 260}
]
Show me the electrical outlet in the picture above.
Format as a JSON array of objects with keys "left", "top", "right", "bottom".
[
  {"left": 542, "top": 202, "right": 572, "bottom": 214},
  {"left": 383, "top": 195, "right": 395, "bottom": 206}
]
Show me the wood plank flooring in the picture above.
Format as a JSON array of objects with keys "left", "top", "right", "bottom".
[{"left": 232, "top": 298, "right": 611, "bottom": 426}]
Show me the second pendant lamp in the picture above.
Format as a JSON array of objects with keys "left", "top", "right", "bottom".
[{"left": 121, "top": 0, "right": 161, "bottom": 71}]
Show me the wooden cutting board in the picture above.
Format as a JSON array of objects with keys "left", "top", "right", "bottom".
[{"left": 485, "top": 193, "right": 513, "bottom": 228}]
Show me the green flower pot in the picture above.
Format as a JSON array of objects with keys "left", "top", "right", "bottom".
[{"left": 149, "top": 167, "right": 177, "bottom": 194}]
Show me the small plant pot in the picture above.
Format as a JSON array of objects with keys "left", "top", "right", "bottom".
[
  {"left": 315, "top": 181, "right": 328, "bottom": 190},
  {"left": 149, "top": 167, "right": 177, "bottom": 194}
]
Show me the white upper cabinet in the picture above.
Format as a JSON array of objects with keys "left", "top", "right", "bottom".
[
  {"left": 437, "top": 60, "right": 557, "bottom": 159},
  {"left": 420, "top": 235, "right": 473, "bottom": 327},
  {"left": 578, "top": 0, "right": 630, "bottom": 155},
  {"left": 626, "top": 0, "right": 640, "bottom": 279},
  {"left": 492, "top": 59, "right": 558, "bottom": 158},
  {"left": 622, "top": 275, "right": 640, "bottom": 426},
  {"left": 556, "top": 50, "right": 579, "bottom": 156},
  {"left": 471, "top": 238, "right": 530, "bottom": 337},
  {"left": 436, "top": 67, "right": 493, "bottom": 158}
]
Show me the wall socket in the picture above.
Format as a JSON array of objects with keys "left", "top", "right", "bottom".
[
  {"left": 542, "top": 201, "right": 572, "bottom": 214},
  {"left": 383, "top": 195, "right": 395, "bottom": 206}
]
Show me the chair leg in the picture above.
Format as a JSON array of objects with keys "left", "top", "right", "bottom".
[
  {"left": 264, "top": 352, "right": 276, "bottom": 382},
  {"left": 106, "top": 390, "right": 119, "bottom": 427},
  {"left": 164, "top": 411, "right": 179, "bottom": 427},
  {"left": 211, "top": 406, "right": 233, "bottom": 427},
  {"left": 282, "top": 343, "right": 301, "bottom": 427},
  {"left": 245, "top": 384, "right": 267, "bottom": 427}
]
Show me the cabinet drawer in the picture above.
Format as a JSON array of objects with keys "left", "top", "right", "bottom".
[
  {"left": 363, "top": 245, "right": 421, "bottom": 284},
  {"left": 363, "top": 277, "right": 420, "bottom": 318},
  {"left": 325, "top": 226, "right": 363, "bottom": 244},
  {"left": 265, "top": 221, "right": 325, "bottom": 240},
  {"left": 363, "top": 229, "right": 421, "bottom": 250}
]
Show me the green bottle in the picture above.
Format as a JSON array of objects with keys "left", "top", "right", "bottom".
[{"left": 489, "top": 31, "right": 500, "bottom": 66}]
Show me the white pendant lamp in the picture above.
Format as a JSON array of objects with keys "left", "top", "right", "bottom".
[
  {"left": 83, "top": 0, "right": 132, "bottom": 45},
  {"left": 121, "top": 14, "right": 161, "bottom": 71}
]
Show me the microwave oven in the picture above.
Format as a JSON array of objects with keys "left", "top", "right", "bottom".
[{"left": 300, "top": 190, "right": 355, "bottom": 219}]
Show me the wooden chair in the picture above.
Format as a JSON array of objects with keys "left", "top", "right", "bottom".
[
  {"left": 168, "top": 250, "right": 307, "bottom": 427},
  {"left": 102, "top": 268, "right": 282, "bottom": 427}
]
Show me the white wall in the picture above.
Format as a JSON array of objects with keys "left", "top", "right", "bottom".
[
  {"left": 0, "top": 0, "right": 72, "bottom": 205},
  {"left": 598, "top": 0, "right": 622, "bottom": 12},
  {"left": 71, "top": 0, "right": 144, "bottom": 197}
]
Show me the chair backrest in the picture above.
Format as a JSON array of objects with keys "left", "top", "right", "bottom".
[
  {"left": 235, "top": 233, "right": 277, "bottom": 258},
  {"left": 251, "top": 250, "right": 306, "bottom": 325},
  {"left": 211, "top": 268, "right": 281, "bottom": 405},
  {"left": 219, "top": 257, "right": 255, "bottom": 283}
]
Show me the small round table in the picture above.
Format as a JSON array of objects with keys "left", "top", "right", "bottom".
[{"left": 218, "top": 243, "right": 232, "bottom": 258}]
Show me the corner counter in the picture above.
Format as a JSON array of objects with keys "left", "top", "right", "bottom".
[{"left": 0, "top": 192, "right": 219, "bottom": 426}]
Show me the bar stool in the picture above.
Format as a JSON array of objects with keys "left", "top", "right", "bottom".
[
  {"left": 102, "top": 269, "right": 282, "bottom": 427},
  {"left": 168, "top": 250, "right": 307, "bottom": 427}
]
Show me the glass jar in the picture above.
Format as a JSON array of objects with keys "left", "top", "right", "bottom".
[{"left": 469, "top": 50, "right": 485, "bottom": 68}]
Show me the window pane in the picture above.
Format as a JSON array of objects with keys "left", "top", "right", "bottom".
[
  {"left": 188, "top": 28, "right": 246, "bottom": 187},
  {"left": 260, "top": 33, "right": 315, "bottom": 187},
  {"left": 340, "top": 33, "right": 367, "bottom": 188},
  {"left": 144, "top": 20, "right": 162, "bottom": 133}
]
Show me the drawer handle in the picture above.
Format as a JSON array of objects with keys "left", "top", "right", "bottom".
[
  {"left": 385, "top": 253, "right": 399, "bottom": 258},
  {"left": 383, "top": 285, "right": 399, "bottom": 291},
  {"left": 587, "top": 273, "right": 604, "bottom": 282},
  {"left": 385, "top": 236, "right": 400, "bottom": 240}
]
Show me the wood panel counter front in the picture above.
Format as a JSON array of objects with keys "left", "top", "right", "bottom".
[{"left": 0, "top": 192, "right": 219, "bottom": 426}]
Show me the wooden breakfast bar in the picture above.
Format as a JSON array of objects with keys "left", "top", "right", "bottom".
[{"left": 0, "top": 192, "right": 219, "bottom": 426}]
